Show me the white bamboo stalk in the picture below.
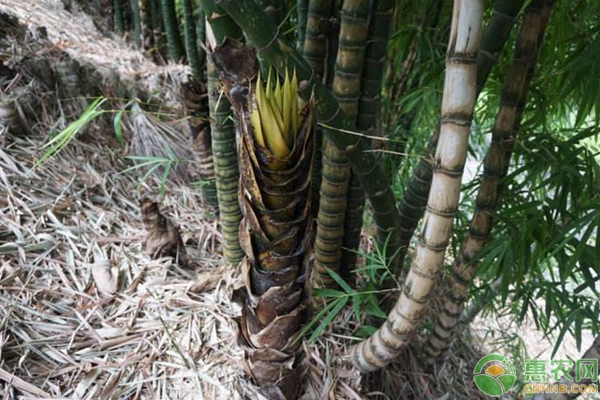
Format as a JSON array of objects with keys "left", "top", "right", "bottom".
[{"left": 351, "top": 0, "right": 484, "bottom": 372}]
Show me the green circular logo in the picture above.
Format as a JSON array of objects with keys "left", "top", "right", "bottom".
[{"left": 473, "top": 354, "right": 517, "bottom": 397}]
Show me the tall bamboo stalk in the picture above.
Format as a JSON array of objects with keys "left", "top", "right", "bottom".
[
  {"left": 202, "top": 0, "right": 244, "bottom": 265},
  {"left": 182, "top": 0, "right": 201, "bottom": 78},
  {"left": 114, "top": 0, "right": 125, "bottom": 36},
  {"left": 130, "top": 0, "right": 143, "bottom": 49},
  {"left": 342, "top": 0, "right": 395, "bottom": 273},
  {"left": 140, "top": 0, "right": 154, "bottom": 54},
  {"left": 181, "top": 2, "right": 217, "bottom": 212},
  {"left": 533, "top": 335, "right": 600, "bottom": 400},
  {"left": 149, "top": 0, "right": 167, "bottom": 61},
  {"left": 303, "top": 0, "right": 335, "bottom": 79},
  {"left": 161, "top": 0, "right": 185, "bottom": 61},
  {"left": 391, "top": 0, "right": 526, "bottom": 277},
  {"left": 297, "top": 0, "right": 309, "bottom": 49},
  {"left": 212, "top": 0, "right": 401, "bottom": 281},
  {"left": 351, "top": 0, "right": 484, "bottom": 372},
  {"left": 424, "top": 0, "right": 553, "bottom": 361},
  {"left": 302, "top": 0, "right": 335, "bottom": 218},
  {"left": 312, "top": 0, "right": 370, "bottom": 288}
]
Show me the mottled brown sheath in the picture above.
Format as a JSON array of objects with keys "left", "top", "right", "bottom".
[{"left": 212, "top": 40, "right": 316, "bottom": 400}]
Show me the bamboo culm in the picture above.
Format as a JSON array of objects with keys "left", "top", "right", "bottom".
[
  {"left": 303, "top": 0, "right": 335, "bottom": 79},
  {"left": 313, "top": 0, "right": 370, "bottom": 289},
  {"left": 114, "top": 0, "right": 125, "bottom": 36},
  {"left": 182, "top": 0, "right": 202, "bottom": 79},
  {"left": 302, "top": 0, "right": 335, "bottom": 220},
  {"left": 424, "top": 0, "right": 554, "bottom": 362},
  {"left": 161, "top": 0, "right": 185, "bottom": 62},
  {"left": 149, "top": 0, "right": 167, "bottom": 60},
  {"left": 212, "top": 0, "right": 401, "bottom": 289},
  {"left": 130, "top": 0, "right": 143, "bottom": 49},
  {"left": 202, "top": 0, "right": 244, "bottom": 265},
  {"left": 343, "top": 0, "right": 395, "bottom": 273},
  {"left": 297, "top": 0, "right": 309, "bottom": 49},
  {"left": 351, "top": 0, "right": 484, "bottom": 372},
  {"left": 390, "top": 0, "right": 526, "bottom": 278}
]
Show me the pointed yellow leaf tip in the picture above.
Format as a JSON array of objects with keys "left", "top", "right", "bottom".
[{"left": 250, "top": 67, "right": 305, "bottom": 160}]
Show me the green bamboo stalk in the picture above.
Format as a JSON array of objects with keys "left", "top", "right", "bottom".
[
  {"left": 182, "top": 0, "right": 202, "bottom": 78},
  {"left": 302, "top": 0, "right": 334, "bottom": 79},
  {"left": 140, "top": 0, "right": 154, "bottom": 53},
  {"left": 130, "top": 0, "right": 143, "bottom": 49},
  {"left": 161, "top": 0, "right": 185, "bottom": 61},
  {"left": 313, "top": 0, "right": 370, "bottom": 288},
  {"left": 114, "top": 0, "right": 125, "bottom": 36},
  {"left": 424, "top": 0, "right": 553, "bottom": 362},
  {"left": 356, "top": 0, "right": 394, "bottom": 135},
  {"left": 150, "top": 0, "right": 167, "bottom": 60},
  {"left": 202, "top": 0, "right": 244, "bottom": 265},
  {"left": 342, "top": 0, "right": 395, "bottom": 275},
  {"left": 211, "top": 0, "right": 401, "bottom": 279},
  {"left": 303, "top": 0, "right": 335, "bottom": 219},
  {"left": 197, "top": 7, "right": 207, "bottom": 70},
  {"left": 352, "top": 0, "right": 485, "bottom": 372},
  {"left": 297, "top": 0, "right": 308, "bottom": 49},
  {"left": 391, "top": 0, "right": 526, "bottom": 277}
]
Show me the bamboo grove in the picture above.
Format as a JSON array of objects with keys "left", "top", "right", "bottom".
[{"left": 107, "top": 0, "right": 600, "bottom": 398}]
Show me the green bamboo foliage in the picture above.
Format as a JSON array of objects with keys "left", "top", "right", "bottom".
[
  {"left": 352, "top": 0, "right": 484, "bottom": 372},
  {"left": 114, "top": 0, "right": 125, "bottom": 36},
  {"left": 538, "top": 336, "right": 600, "bottom": 400},
  {"left": 424, "top": 0, "right": 553, "bottom": 362},
  {"left": 212, "top": 0, "right": 401, "bottom": 275},
  {"left": 343, "top": 0, "right": 395, "bottom": 273},
  {"left": 313, "top": 0, "right": 370, "bottom": 288},
  {"left": 161, "top": 0, "right": 185, "bottom": 61},
  {"left": 297, "top": 0, "right": 308, "bottom": 49},
  {"left": 130, "top": 0, "right": 143, "bottom": 49},
  {"left": 203, "top": 1, "right": 244, "bottom": 265},
  {"left": 391, "top": 0, "right": 526, "bottom": 276}
]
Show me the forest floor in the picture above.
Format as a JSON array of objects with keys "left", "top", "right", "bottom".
[{"left": 0, "top": 1, "right": 595, "bottom": 400}]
